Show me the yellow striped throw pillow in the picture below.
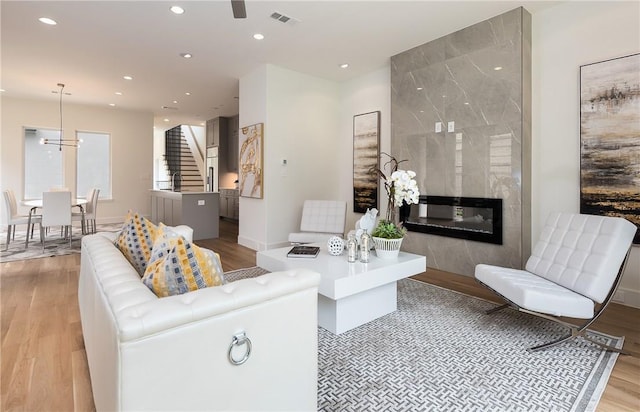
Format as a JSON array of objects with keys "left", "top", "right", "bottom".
[
  {"left": 142, "top": 224, "right": 224, "bottom": 297},
  {"left": 114, "top": 210, "right": 158, "bottom": 275}
]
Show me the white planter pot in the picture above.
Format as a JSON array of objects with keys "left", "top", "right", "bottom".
[{"left": 372, "top": 236, "right": 403, "bottom": 259}]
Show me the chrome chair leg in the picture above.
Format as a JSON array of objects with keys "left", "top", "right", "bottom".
[
  {"left": 5, "top": 225, "right": 11, "bottom": 251},
  {"left": 529, "top": 325, "right": 628, "bottom": 354},
  {"left": 485, "top": 303, "right": 509, "bottom": 315}
]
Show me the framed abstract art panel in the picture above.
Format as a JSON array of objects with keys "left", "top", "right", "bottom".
[
  {"left": 239, "top": 122, "right": 264, "bottom": 199},
  {"left": 353, "top": 111, "right": 380, "bottom": 213},
  {"left": 580, "top": 53, "right": 639, "bottom": 243}
]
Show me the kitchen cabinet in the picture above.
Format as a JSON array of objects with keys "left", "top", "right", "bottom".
[
  {"left": 217, "top": 115, "right": 238, "bottom": 173},
  {"left": 150, "top": 190, "right": 220, "bottom": 239},
  {"left": 227, "top": 115, "right": 239, "bottom": 173},
  {"left": 206, "top": 117, "right": 228, "bottom": 148},
  {"left": 206, "top": 119, "right": 215, "bottom": 147},
  {"left": 220, "top": 189, "right": 239, "bottom": 220}
]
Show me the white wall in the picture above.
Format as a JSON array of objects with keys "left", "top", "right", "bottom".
[
  {"left": 238, "top": 65, "right": 268, "bottom": 250},
  {"left": 326, "top": 1, "right": 640, "bottom": 308},
  {"left": 153, "top": 127, "right": 168, "bottom": 188},
  {"left": 532, "top": 1, "right": 640, "bottom": 307},
  {"left": 1, "top": 96, "right": 154, "bottom": 223},
  {"left": 339, "top": 67, "right": 391, "bottom": 232},
  {"left": 238, "top": 64, "right": 341, "bottom": 250}
]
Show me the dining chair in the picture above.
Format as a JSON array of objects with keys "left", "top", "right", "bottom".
[
  {"left": 72, "top": 189, "right": 92, "bottom": 234},
  {"left": 40, "top": 191, "right": 72, "bottom": 251},
  {"left": 84, "top": 188, "right": 100, "bottom": 234},
  {"left": 73, "top": 188, "right": 99, "bottom": 234},
  {"left": 3, "top": 190, "right": 41, "bottom": 251}
]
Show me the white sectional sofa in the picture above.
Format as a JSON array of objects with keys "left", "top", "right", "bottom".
[{"left": 79, "top": 230, "right": 321, "bottom": 411}]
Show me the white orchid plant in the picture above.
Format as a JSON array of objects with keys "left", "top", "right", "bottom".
[{"left": 371, "top": 153, "right": 420, "bottom": 239}]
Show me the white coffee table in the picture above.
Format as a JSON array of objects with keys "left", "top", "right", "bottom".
[{"left": 257, "top": 244, "right": 426, "bottom": 334}]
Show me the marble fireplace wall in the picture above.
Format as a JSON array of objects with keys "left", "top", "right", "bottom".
[{"left": 391, "top": 7, "right": 531, "bottom": 276}]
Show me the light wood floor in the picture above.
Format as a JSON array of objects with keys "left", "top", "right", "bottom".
[{"left": 1, "top": 219, "right": 639, "bottom": 411}]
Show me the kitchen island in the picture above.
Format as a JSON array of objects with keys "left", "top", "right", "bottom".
[{"left": 149, "top": 190, "right": 219, "bottom": 240}]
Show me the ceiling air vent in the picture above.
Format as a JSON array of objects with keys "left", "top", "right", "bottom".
[{"left": 270, "top": 11, "right": 298, "bottom": 25}]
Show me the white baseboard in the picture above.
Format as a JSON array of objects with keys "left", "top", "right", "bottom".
[
  {"left": 613, "top": 286, "right": 640, "bottom": 309},
  {"left": 237, "top": 237, "right": 292, "bottom": 252},
  {"left": 238, "top": 235, "right": 263, "bottom": 251},
  {"left": 96, "top": 216, "right": 128, "bottom": 225}
]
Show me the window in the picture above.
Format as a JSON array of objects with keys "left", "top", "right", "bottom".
[
  {"left": 24, "top": 128, "right": 63, "bottom": 199},
  {"left": 76, "top": 131, "right": 111, "bottom": 199}
]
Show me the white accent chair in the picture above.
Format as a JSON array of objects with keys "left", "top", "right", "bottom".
[
  {"left": 40, "top": 191, "right": 73, "bottom": 251},
  {"left": 3, "top": 190, "right": 41, "bottom": 251},
  {"left": 475, "top": 212, "right": 636, "bottom": 352},
  {"left": 288, "top": 200, "right": 347, "bottom": 244}
]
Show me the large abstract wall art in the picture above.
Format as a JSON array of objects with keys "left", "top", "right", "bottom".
[{"left": 580, "top": 53, "right": 640, "bottom": 243}]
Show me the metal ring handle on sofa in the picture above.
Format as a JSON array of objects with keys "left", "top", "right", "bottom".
[{"left": 228, "top": 332, "right": 252, "bottom": 366}]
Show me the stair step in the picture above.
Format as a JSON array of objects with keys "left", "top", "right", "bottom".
[{"left": 164, "top": 133, "right": 205, "bottom": 188}]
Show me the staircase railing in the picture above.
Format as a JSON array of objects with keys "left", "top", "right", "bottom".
[
  {"left": 182, "top": 125, "right": 205, "bottom": 181},
  {"left": 163, "top": 125, "right": 206, "bottom": 192},
  {"left": 165, "top": 126, "right": 182, "bottom": 191}
]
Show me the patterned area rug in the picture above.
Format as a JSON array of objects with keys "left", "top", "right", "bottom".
[
  {"left": 224, "top": 266, "right": 621, "bottom": 412},
  {"left": 0, "top": 223, "right": 123, "bottom": 263}
]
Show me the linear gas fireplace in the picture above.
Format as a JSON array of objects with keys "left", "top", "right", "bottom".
[{"left": 402, "top": 196, "right": 503, "bottom": 244}]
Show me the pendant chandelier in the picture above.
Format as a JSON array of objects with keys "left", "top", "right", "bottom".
[{"left": 40, "top": 83, "right": 81, "bottom": 150}]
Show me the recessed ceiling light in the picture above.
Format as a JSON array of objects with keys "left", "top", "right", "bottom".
[
  {"left": 123, "top": 75, "right": 133, "bottom": 80},
  {"left": 0, "top": 89, "right": 5, "bottom": 93},
  {"left": 200, "top": 122, "right": 205, "bottom": 126},
  {"left": 185, "top": 92, "right": 191, "bottom": 96},
  {"left": 180, "top": 53, "right": 192, "bottom": 59},
  {"left": 109, "top": 103, "right": 116, "bottom": 107},
  {"left": 170, "top": 6, "right": 185, "bottom": 15},
  {"left": 39, "top": 17, "right": 57, "bottom": 25},
  {"left": 253, "top": 33, "right": 264, "bottom": 40},
  {"left": 115, "top": 92, "right": 123, "bottom": 95},
  {"left": 164, "top": 118, "right": 170, "bottom": 122},
  {"left": 340, "top": 63, "right": 349, "bottom": 69},
  {"left": 464, "top": 102, "right": 470, "bottom": 105},
  {"left": 173, "top": 100, "right": 178, "bottom": 104},
  {"left": 494, "top": 66, "right": 503, "bottom": 71},
  {"left": 417, "top": 87, "right": 423, "bottom": 91}
]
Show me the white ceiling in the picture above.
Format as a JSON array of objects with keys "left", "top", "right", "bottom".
[{"left": 1, "top": 1, "right": 559, "bottom": 129}]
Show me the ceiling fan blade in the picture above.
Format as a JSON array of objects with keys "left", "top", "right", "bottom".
[{"left": 231, "top": 0, "right": 247, "bottom": 19}]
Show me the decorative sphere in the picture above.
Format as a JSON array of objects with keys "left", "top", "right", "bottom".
[{"left": 327, "top": 236, "right": 345, "bottom": 256}]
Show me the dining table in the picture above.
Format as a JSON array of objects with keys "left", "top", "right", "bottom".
[{"left": 23, "top": 198, "right": 88, "bottom": 247}]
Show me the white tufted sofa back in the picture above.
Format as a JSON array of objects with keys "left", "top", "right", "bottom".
[
  {"left": 79, "top": 232, "right": 320, "bottom": 411},
  {"left": 525, "top": 212, "right": 636, "bottom": 303}
]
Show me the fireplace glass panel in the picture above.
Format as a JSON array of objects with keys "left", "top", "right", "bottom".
[{"left": 403, "top": 196, "right": 502, "bottom": 244}]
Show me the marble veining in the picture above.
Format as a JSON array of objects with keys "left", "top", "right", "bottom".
[{"left": 391, "top": 7, "right": 531, "bottom": 276}]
